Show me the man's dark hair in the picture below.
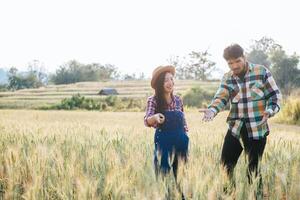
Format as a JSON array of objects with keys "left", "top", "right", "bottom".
[{"left": 223, "top": 44, "right": 244, "bottom": 60}]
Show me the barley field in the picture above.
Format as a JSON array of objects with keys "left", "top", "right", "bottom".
[{"left": 0, "top": 110, "right": 299, "bottom": 199}]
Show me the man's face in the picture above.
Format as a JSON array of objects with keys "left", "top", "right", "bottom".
[{"left": 226, "top": 56, "right": 246, "bottom": 76}]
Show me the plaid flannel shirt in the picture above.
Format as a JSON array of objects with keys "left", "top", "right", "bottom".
[
  {"left": 144, "top": 94, "right": 189, "bottom": 132},
  {"left": 208, "top": 62, "right": 281, "bottom": 139}
]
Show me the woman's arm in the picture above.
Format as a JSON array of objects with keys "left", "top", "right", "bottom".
[
  {"left": 144, "top": 96, "right": 165, "bottom": 127},
  {"left": 146, "top": 113, "right": 165, "bottom": 126}
]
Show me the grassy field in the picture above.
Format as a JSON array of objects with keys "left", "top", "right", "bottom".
[
  {"left": 0, "top": 110, "right": 299, "bottom": 199},
  {"left": 0, "top": 80, "right": 219, "bottom": 109}
]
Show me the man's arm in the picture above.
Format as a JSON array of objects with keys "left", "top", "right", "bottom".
[
  {"left": 200, "top": 76, "right": 230, "bottom": 121},
  {"left": 208, "top": 76, "right": 230, "bottom": 113},
  {"left": 264, "top": 68, "right": 281, "bottom": 117}
]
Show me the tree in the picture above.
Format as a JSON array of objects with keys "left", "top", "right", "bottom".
[
  {"left": 167, "top": 55, "right": 187, "bottom": 80},
  {"left": 188, "top": 51, "right": 216, "bottom": 80},
  {"left": 269, "top": 48, "right": 300, "bottom": 95},
  {"left": 246, "top": 36, "right": 281, "bottom": 68},
  {"left": 27, "top": 60, "right": 48, "bottom": 86},
  {"left": 167, "top": 51, "right": 216, "bottom": 80},
  {"left": 7, "top": 67, "right": 20, "bottom": 90},
  {"left": 99, "top": 64, "right": 120, "bottom": 80},
  {"left": 7, "top": 65, "right": 44, "bottom": 90},
  {"left": 123, "top": 73, "right": 136, "bottom": 80},
  {"left": 247, "top": 37, "right": 300, "bottom": 96},
  {"left": 51, "top": 60, "right": 120, "bottom": 84}
]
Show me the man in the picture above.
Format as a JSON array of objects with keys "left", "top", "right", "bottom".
[{"left": 200, "top": 44, "right": 281, "bottom": 191}]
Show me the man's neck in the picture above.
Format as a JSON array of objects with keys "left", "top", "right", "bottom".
[{"left": 237, "top": 62, "right": 248, "bottom": 80}]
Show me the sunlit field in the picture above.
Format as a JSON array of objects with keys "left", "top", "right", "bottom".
[{"left": 0, "top": 110, "right": 299, "bottom": 199}]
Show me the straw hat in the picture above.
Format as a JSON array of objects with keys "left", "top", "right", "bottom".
[{"left": 151, "top": 65, "right": 175, "bottom": 89}]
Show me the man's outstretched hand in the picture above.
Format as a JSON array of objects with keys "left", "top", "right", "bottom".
[{"left": 199, "top": 108, "right": 215, "bottom": 122}]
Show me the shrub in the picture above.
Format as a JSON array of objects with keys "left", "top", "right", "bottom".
[
  {"left": 183, "top": 87, "right": 214, "bottom": 108},
  {"left": 56, "top": 94, "right": 100, "bottom": 110},
  {"left": 104, "top": 95, "right": 119, "bottom": 107},
  {"left": 275, "top": 97, "right": 300, "bottom": 125},
  {"left": 46, "top": 94, "right": 146, "bottom": 111},
  {"left": 101, "top": 102, "right": 108, "bottom": 111}
]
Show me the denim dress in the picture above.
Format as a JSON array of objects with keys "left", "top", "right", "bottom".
[{"left": 154, "top": 99, "right": 189, "bottom": 176}]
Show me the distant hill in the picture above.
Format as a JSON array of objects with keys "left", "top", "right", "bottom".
[
  {"left": 0, "top": 68, "right": 8, "bottom": 84},
  {"left": 0, "top": 80, "right": 219, "bottom": 109}
]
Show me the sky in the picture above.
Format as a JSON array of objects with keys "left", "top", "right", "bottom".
[{"left": 0, "top": 0, "right": 299, "bottom": 78}]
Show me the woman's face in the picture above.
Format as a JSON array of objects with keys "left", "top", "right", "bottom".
[{"left": 163, "top": 72, "right": 174, "bottom": 94}]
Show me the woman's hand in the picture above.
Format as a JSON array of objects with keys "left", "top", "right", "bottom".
[{"left": 154, "top": 113, "right": 165, "bottom": 124}]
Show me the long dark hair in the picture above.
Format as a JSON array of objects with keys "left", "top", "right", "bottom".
[{"left": 154, "top": 71, "right": 172, "bottom": 114}]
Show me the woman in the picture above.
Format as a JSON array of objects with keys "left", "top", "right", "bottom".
[{"left": 144, "top": 65, "right": 189, "bottom": 180}]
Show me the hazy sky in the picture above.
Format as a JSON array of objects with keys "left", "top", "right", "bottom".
[{"left": 0, "top": 0, "right": 299, "bottom": 78}]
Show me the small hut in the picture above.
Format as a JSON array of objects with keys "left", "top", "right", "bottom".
[{"left": 98, "top": 88, "right": 118, "bottom": 95}]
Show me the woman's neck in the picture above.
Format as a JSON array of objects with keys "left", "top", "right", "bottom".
[{"left": 164, "top": 93, "right": 172, "bottom": 104}]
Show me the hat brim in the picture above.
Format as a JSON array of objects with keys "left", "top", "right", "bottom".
[{"left": 151, "top": 66, "right": 175, "bottom": 89}]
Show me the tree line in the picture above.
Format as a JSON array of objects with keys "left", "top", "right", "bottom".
[
  {"left": 246, "top": 37, "right": 300, "bottom": 95},
  {"left": 2, "top": 37, "right": 300, "bottom": 95}
]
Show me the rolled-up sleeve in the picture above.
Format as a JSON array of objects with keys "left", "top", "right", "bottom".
[
  {"left": 264, "top": 68, "right": 281, "bottom": 117},
  {"left": 208, "top": 75, "right": 230, "bottom": 114},
  {"left": 144, "top": 96, "right": 158, "bottom": 128}
]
